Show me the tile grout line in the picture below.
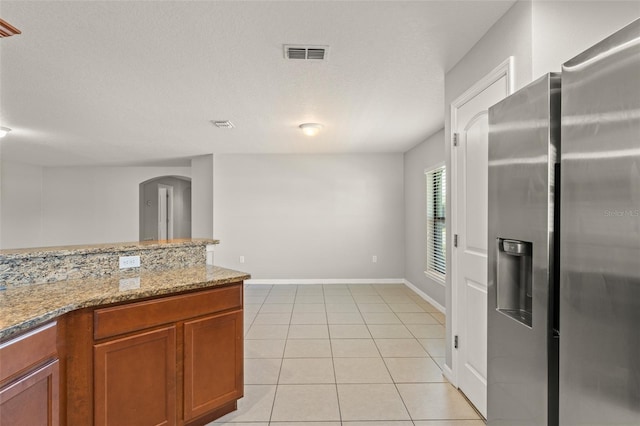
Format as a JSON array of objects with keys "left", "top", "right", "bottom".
[
  {"left": 365, "top": 286, "right": 414, "bottom": 422},
  {"left": 324, "top": 284, "right": 344, "bottom": 424},
  {"left": 266, "top": 283, "right": 297, "bottom": 424},
  {"left": 244, "top": 285, "right": 271, "bottom": 336}
]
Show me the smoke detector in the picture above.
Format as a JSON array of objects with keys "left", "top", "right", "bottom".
[
  {"left": 284, "top": 45, "right": 329, "bottom": 61},
  {"left": 211, "top": 120, "right": 235, "bottom": 129}
]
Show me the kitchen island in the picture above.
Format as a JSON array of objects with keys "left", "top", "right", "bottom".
[{"left": 0, "top": 240, "right": 249, "bottom": 426}]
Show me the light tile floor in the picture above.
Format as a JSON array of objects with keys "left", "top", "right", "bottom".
[{"left": 210, "top": 283, "right": 483, "bottom": 426}]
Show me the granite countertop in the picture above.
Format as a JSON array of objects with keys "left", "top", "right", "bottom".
[
  {"left": 0, "top": 238, "right": 219, "bottom": 260},
  {"left": 0, "top": 265, "right": 250, "bottom": 341}
]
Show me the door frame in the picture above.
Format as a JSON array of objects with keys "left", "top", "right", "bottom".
[
  {"left": 448, "top": 57, "right": 513, "bottom": 387},
  {"left": 158, "top": 184, "right": 174, "bottom": 240}
]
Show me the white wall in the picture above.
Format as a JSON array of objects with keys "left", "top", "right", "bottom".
[
  {"left": 445, "top": 0, "right": 533, "bottom": 105},
  {"left": 191, "top": 154, "right": 214, "bottom": 239},
  {"left": 404, "top": 130, "right": 446, "bottom": 306},
  {"left": 0, "top": 152, "right": 2, "bottom": 246},
  {"left": 213, "top": 154, "right": 404, "bottom": 280},
  {"left": 0, "top": 161, "right": 44, "bottom": 248},
  {"left": 1, "top": 163, "right": 191, "bottom": 248},
  {"left": 532, "top": 1, "right": 640, "bottom": 79}
]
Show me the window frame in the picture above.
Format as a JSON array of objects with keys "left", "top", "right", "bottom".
[{"left": 425, "top": 163, "right": 446, "bottom": 284}]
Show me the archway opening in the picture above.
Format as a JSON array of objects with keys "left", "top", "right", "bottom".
[{"left": 139, "top": 176, "right": 191, "bottom": 241}]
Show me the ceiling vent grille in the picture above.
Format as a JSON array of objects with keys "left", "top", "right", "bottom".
[
  {"left": 284, "top": 45, "right": 328, "bottom": 61},
  {"left": 0, "top": 19, "right": 21, "bottom": 38},
  {"left": 211, "top": 120, "right": 235, "bottom": 129}
]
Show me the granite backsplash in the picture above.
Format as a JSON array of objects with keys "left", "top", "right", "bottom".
[{"left": 0, "top": 239, "right": 218, "bottom": 288}]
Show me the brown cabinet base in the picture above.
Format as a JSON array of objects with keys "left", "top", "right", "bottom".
[
  {"left": 184, "top": 311, "right": 243, "bottom": 421},
  {"left": 185, "top": 400, "right": 237, "bottom": 426},
  {"left": 94, "top": 326, "right": 177, "bottom": 426},
  {"left": 62, "top": 282, "right": 244, "bottom": 426},
  {"left": 0, "top": 322, "right": 59, "bottom": 426},
  {"left": 0, "top": 360, "right": 59, "bottom": 426}
]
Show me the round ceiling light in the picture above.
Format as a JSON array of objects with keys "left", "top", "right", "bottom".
[
  {"left": 299, "top": 123, "right": 323, "bottom": 137},
  {"left": 0, "top": 127, "right": 11, "bottom": 138}
]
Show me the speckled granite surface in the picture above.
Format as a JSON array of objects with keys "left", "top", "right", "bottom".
[
  {"left": 0, "top": 265, "right": 250, "bottom": 341},
  {"left": 0, "top": 239, "right": 218, "bottom": 258},
  {"left": 0, "top": 239, "right": 219, "bottom": 287}
]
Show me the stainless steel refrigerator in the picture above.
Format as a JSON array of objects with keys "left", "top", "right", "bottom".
[{"left": 487, "top": 18, "right": 640, "bottom": 426}]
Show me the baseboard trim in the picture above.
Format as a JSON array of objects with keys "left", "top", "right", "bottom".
[
  {"left": 403, "top": 279, "right": 446, "bottom": 313},
  {"left": 442, "top": 364, "right": 456, "bottom": 386},
  {"left": 245, "top": 278, "right": 405, "bottom": 285}
]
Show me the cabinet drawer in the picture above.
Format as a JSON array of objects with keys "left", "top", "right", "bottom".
[
  {"left": 0, "top": 322, "right": 57, "bottom": 384},
  {"left": 94, "top": 284, "right": 242, "bottom": 340}
]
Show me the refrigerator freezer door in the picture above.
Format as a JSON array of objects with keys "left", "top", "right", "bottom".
[
  {"left": 487, "top": 73, "right": 560, "bottom": 426},
  {"left": 559, "top": 18, "right": 640, "bottom": 425}
]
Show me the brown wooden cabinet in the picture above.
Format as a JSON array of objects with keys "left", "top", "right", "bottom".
[
  {"left": 0, "top": 322, "right": 59, "bottom": 426},
  {"left": 183, "top": 310, "right": 243, "bottom": 422},
  {"left": 89, "top": 283, "right": 244, "bottom": 426},
  {"left": 94, "top": 326, "right": 177, "bottom": 426},
  {"left": 0, "top": 361, "right": 59, "bottom": 426},
  {"left": 1, "top": 283, "right": 243, "bottom": 426}
]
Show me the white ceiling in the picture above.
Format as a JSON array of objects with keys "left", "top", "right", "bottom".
[{"left": 0, "top": 0, "right": 515, "bottom": 167}]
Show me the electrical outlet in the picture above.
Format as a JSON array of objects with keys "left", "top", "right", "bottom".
[
  {"left": 119, "top": 277, "right": 140, "bottom": 291},
  {"left": 372, "top": 255, "right": 378, "bottom": 263},
  {"left": 239, "top": 256, "right": 245, "bottom": 264},
  {"left": 119, "top": 255, "right": 140, "bottom": 269}
]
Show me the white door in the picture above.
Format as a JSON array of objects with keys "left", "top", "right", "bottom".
[
  {"left": 451, "top": 60, "right": 512, "bottom": 418},
  {"left": 158, "top": 185, "right": 174, "bottom": 240}
]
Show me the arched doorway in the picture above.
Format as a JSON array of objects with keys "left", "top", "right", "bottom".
[{"left": 139, "top": 176, "right": 191, "bottom": 241}]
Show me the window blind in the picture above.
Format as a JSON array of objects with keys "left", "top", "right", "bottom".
[{"left": 426, "top": 166, "right": 446, "bottom": 279}]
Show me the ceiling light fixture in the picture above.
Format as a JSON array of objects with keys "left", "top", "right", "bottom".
[
  {"left": 0, "top": 127, "right": 11, "bottom": 138},
  {"left": 299, "top": 123, "right": 323, "bottom": 137}
]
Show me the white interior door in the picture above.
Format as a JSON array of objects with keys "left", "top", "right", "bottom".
[
  {"left": 452, "top": 61, "right": 512, "bottom": 418},
  {"left": 158, "top": 185, "right": 174, "bottom": 240}
]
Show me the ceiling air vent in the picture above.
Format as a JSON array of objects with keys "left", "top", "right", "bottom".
[
  {"left": 284, "top": 45, "right": 329, "bottom": 61},
  {"left": 211, "top": 120, "right": 235, "bottom": 129},
  {"left": 0, "top": 19, "right": 21, "bottom": 38}
]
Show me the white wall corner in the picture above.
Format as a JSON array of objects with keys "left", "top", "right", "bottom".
[{"left": 191, "top": 154, "right": 214, "bottom": 239}]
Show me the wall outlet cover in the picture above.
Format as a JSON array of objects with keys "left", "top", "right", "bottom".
[
  {"left": 119, "top": 255, "right": 141, "bottom": 269},
  {"left": 119, "top": 276, "right": 141, "bottom": 291}
]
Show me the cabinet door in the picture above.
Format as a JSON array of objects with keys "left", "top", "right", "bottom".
[
  {"left": 0, "top": 360, "right": 59, "bottom": 426},
  {"left": 94, "top": 326, "right": 176, "bottom": 426},
  {"left": 183, "top": 311, "right": 243, "bottom": 421}
]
